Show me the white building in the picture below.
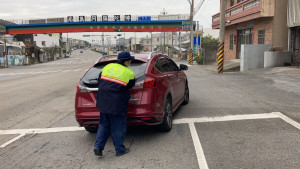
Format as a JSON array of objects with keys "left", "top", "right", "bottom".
[
  {"left": 129, "top": 37, "right": 141, "bottom": 51},
  {"left": 203, "top": 28, "right": 219, "bottom": 39},
  {"left": 34, "top": 33, "right": 60, "bottom": 48},
  {"left": 151, "top": 32, "right": 181, "bottom": 50}
]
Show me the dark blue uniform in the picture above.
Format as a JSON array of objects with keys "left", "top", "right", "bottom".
[{"left": 94, "top": 58, "right": 135, "bottom": 156}]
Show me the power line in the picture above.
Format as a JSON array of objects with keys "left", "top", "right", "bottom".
[
  {"left": 194, "top": 0, "right": 206, "bottom": 16},
  {"left": 187, "top": 0, "right": 206, "bottom": 21}
]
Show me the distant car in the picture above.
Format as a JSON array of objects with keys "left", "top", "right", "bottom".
[
  {"left": 80, "top": 49, "right": 83, "bottom": 53},
  {"left": 75, "top": 52, "right": 189, "bottom": 133},
  {"left": 65, "top": 53, "right": 70, "bottom": 58},
  {"left": 113, "top": 50, "right": 117, "bottom": 54}
]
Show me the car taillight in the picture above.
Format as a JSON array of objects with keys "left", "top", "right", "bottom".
[
  {"left": 132, "top": 76, "right": 156, "bottom": 89},
  {"left": 144, "top": 76, "right": 155, "bottom": 88},
  {"left": 77, "top": 84, "right": 88, "bottom": 93},
  {"left": 132, "top": 80, "right": 144, "bottom": 89}
]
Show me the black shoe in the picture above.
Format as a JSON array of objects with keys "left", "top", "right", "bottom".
[
  {"left": 94, "top": 148, "right": 103, "bottom": 157},
  {"left": 116, "top": 148, "right": 130, "bottom": 157}
]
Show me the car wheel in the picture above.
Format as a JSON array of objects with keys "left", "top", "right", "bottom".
[
  {"left": 84, "top": 126, "right": 98, "bottom": 133},
  {"left": 182, "top": 82, "right": 189, "bottom": 105},
  {"left": 158, "top": 96, "right": 172, "bottom": 132}
]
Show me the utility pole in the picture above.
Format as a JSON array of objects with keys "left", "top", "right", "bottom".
[
  {"left": 218, "top": 0, "right": 226, "bottom": 73},
  {"left": 161, "top": 8, "right": 167, "bottom": 54},
  {"left": 188, "top": 0, "right": 194, "bottom": 64},
  {"left": 135, "top": 32, "right": 137, "bottom": 53},
  {"left": 171, "top": 32, "right": 174, "bottom": 58},
  {"left": 179, "top": 30, "right": 182, "bottom": 59},
  {"left": 3, "top": 36, "right": 8, "bottom": 68},
  {"left": 124, "top": 33, "right": 126, "bottom": 51},
  {"left": 151, "top": 32, "right": 153, "bottom": 52},
  {"left": 102, "top": 33, "right": 105, "bottom": 52},
  {"left": 66, "top": 33, "right": 69, "bottom": 54},
  {"left": 159, "top": 33, "right": 162, "bottom": 52}
]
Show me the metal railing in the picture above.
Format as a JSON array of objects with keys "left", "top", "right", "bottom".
[{"left": 212, "top": 0, "right": 261, "bottom": 22}]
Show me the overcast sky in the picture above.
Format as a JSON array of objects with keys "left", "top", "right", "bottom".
[{"left": 1, "top": 0, "right": 220, "bottom": 41}]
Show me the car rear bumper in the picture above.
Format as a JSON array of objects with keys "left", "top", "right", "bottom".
[{"left": 75, "top": 106, "right": 163, "bottom": 127}]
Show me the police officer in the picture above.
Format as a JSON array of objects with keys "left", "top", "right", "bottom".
[{"left": 94, "top": 51, "right": 135, "bottom": 157}]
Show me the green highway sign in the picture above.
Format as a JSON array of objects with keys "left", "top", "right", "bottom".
[{"left": 182, "top": 24, "right": 190, "bottom": 30}]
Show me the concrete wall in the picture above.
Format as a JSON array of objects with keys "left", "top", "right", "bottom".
[
  {"left": 264, "top": 51, "right": 292, "bottom": 68},
  {"left": 272, "top": 0, "right": 289, "bottom": 50},
  {"left": 240, "top": 44, "right": 271, "bottom": 71},
  {"left": 204, "top": 45, "right": 218, "bottom": 65},
  {"left": 34, "top": 33, "right": 60, "bottom": 48},
  {"left": 0, "top": 45, "right": 3, "bottom": 57}
]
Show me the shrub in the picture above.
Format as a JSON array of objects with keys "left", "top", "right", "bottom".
[{"left": 195, "top": 55, "right": 204, "bottom": 65}]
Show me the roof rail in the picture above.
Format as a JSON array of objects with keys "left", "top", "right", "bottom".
[
  {"left": 95, "top": 54, "right": 117, "bottom": 64},
  {"left": 148, "top": 51, "right": 161, "bottom": 60}
]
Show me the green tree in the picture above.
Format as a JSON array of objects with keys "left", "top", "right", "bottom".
[{"left": 201, "top": 35, "right": 219, "bottom": 48}]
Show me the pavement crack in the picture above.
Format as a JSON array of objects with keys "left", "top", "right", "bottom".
[{"left": 33, "top": 142, "right": 50, "bottom": 153}]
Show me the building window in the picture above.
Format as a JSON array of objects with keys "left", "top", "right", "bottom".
[
  {"left": 230, "top": 34, "right": 234, "bottom": 50},
  {"left": 42, "top": 41, "right": 46, "bottom": 46},
  {"left": 258, "top": 30, "right": 265, "bottom": 44},
  {"left": 24, "top": 38, "right": 30, "bottom": 43},
  {"left": 49, "top": 34, "right": 52, "bottom": 37},
  {"left": 230, "top": 0, "right": 234, "bottom": 6},
  {"left": 157, "top": 38, "right": 159, "bottom": 42}
]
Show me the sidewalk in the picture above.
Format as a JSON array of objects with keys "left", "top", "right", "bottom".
[{"left": 205, "top": 59, "right": 240, "bottom": 72}]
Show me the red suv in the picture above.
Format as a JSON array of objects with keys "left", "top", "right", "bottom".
[{"left": 75, "top": 52, "right": 189, "bottom": 132}]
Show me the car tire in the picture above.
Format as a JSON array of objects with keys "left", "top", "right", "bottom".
[
  {"left": 157, "top": 96, "right": 172, "bottom": 132},
  {"left": 182, "top": 81, "right": 189, "bottom": 105},
  {"left": 84, "top": 126, "right": 98, "bottom": 133}
]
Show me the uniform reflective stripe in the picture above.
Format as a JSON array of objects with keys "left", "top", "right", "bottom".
[
  {"left": 101, "top": 75, "right": 128, "bottom": 86},
  {"left": 101, "top": 63, "right": 135, "bottom": 86}
]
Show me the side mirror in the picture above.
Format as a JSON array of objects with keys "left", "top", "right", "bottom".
[{"left": 180, "top": 64, "right": 188, "bottom": 70}]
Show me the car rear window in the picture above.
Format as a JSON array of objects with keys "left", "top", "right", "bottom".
[{"left": 81, "top": 60, "right": 147, "bottom": 88}]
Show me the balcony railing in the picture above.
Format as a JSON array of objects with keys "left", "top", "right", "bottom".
[{"left": 212, "top": 0, "right": 261, "bottom": 28}]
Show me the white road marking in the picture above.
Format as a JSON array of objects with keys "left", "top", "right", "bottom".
[
  {"left": 0, "top": 112, "right": 299, "bottom": 169},
  {"left": 0, "top": 69, "right": 83, "bottom": 77},
  {"left": 0, "top": 127, "right": 85, "bottom": 148},
  {"left": 0, "top": 133, "right": 25, "bottom": 148},
  {"left": 189, "top": 122, "right": 209, "bottom": 169},
  {"left": 173, "top": 113, "right": 280, "bottom": 124},
  {"left": 273, "top": 112, "right": 300, "bottom": 130}
]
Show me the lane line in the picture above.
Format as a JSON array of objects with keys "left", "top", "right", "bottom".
[
  {"left": 1, "top": 112, "right": 299, "bottom": 150},
  {"left": 73, "top": 69, "right": 82, "bottom": 72},
  {"left": 173, "top": 113, "right": 280, "bottom": 124},
  {"left": 273, "top": 112, "right": 300, "bottom": 130},
  {"left": 0, "top": 126, "right": 85, "bottom": 135},
  {"left": 189, "top": 122, "right": 209, "bottom": 169},
  {"left": 0, "top": 69, "right": 85, "bottom": 77},
  {"left": 0, "top": 133, "right": 25, "bottom": 148},
  {"left": 0, "top": 127, "right": 85, "bottom": 148}
]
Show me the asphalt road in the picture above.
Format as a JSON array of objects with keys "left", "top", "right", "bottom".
[{"left": 0, "top": 50, "right": 299, "bottom": 169}]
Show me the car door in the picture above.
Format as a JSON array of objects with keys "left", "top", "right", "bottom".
[
  {"left": 154, "top": 57, "right": 176, "bottom": 103},
  {"left": 165, "top": 58, "right": 183, "bottom": 106}
]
